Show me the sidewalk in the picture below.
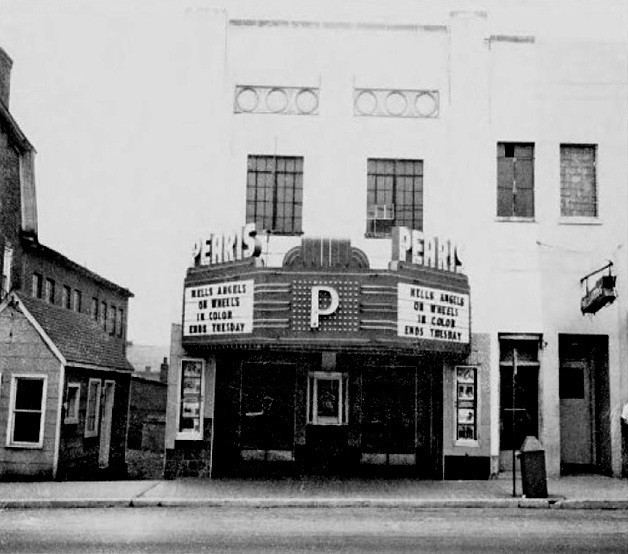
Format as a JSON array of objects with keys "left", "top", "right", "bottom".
[{"left": 0, "top": 474, "right": 627, "bottom": 510}]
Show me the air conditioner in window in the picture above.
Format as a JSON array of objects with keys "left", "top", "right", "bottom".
[{"left": 367, "top": 204, "right": 395, "bottom": 235}]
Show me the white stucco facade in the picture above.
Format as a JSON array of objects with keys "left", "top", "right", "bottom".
[{"left": 178, "top": 0, "right": 628, "bottom": 477}]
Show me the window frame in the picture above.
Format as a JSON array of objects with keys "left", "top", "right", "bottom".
[
  {"left": 84, "top": 378, "right": 102, "bottom": 438},
  {"left": 62, "top": 285, "right": 71, "bottom": 309},
  {"left": 45, "top": 278, "right": 55, "bottom": 304},
  {"left": 559, "top": 143, "right": 599, "bottom": 223},
  {"left": 306, "top": 371, "right": 349, "bottom": 426},
  {"left": 91, "top": 297, "right": 99, "bottom": 321},
  {"left": 365, "top": 158, "right": 424, "bottom": 238},
  {"left": 454, "top": 366, "right": 480, "bottom": 447},
  {"left": 245, "top": 154, "right": 304, "bottom": 236},
  {"left": 176, "top": 358, "right": 205, "bottom": 440},
  {"left": 6, "top": 374, "right": 48, "bottom": 449},
  {"left": 117, "top": 308, "right": 124, "bottom": 338},
  {"left": 73, "top": 289, "right": 82, "bottom": 313},
  {"left": 496, "top": 142, "right": 535, "bottom": 221},
  {"left": 64, "top": 382, "right": 81, "bottom": 424},
  {"left": 32, "top": 273, "right": 43, "bottom": 299},
  {"left": 101, "top": 301, "right": 107, "bottom": 332}
]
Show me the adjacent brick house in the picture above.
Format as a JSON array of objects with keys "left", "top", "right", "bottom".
[{"left": 0, "top": 46, "right": 134, "bottom": 480}]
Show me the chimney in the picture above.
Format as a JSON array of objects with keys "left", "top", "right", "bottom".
[
  {"left": 160, "top": 357, "right": 169, "bottom": 384},
  {"left": 0, "top": 48, "right": 13, "bottom": 108}
]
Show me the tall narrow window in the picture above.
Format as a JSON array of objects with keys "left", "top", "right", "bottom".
[
  {"left": 101, "top": 301, "right": 107, "bottom": 332},
  {"left": 64, "top": 383, "right": 81, "bottom": 424},
  {"left": 110, "top": 304, "right": 116, "bottom": 336},
  {"left": 497, "top": 143, "right": 535, "bottom": 218},
  {"left": 62, "top": 285, "right": 71, "bottom": 309},
  {"left": 45, "top": 278, "right": 55, "bottom": 304},
  {"left": 7, "top": 375, "right": 47, "bottom": 447},
  {"left": 366, "top": 158, "right": 423, "bottom": 236},
  {"left": 560, "top": 144, "right": 597, "bottom": 218},
  {"left": 73, "top": 290, "right": 82, "bottom": 313},
  {"left": 178, "top": 359, "right": 204, "bottom": 439},
  {"left": 32, "top": 273, "right": 43, "bottom": 299},
  {"left": 246, "top": 155, "right": 304, "bottom": 235},
  {"left": 117, "top": 308, "right": 124, "bottom": 338},
  {"left": 85, "top": 378, "right": 102, "bottom": 438},
  {"left": 2, "top": 245, "right": 13, "bottom": 296},
  {"left": 91, "top": 297, "right": 99, "bottom": 321}
]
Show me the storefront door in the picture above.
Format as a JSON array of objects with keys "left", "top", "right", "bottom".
[{"left": 560, "top": 359, "right": 593, "bottom": 465}]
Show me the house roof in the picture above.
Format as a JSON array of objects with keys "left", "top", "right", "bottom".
[
  {"left": 15, "top": 293, "right": 133, "bottom": 371},
  {"left": 0, "top": 97, "right": 35, "bottom": 154}
]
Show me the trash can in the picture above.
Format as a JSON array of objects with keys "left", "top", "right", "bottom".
[{"left": 518, "top": 436, "right": 548, "bottom": 498}]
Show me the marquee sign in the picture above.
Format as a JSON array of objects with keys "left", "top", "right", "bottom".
[
  {"left": 392, "top": 226, "right": 461, "bottom": 273},
  {"left": 193, "top": 223, "right": 261, "bottom": 267},
  {"left": 397, "top": 283, "right": 470, "bottom": 344},
  {"left": 183, "top": 279, "right": 254, "bottom": 336}
]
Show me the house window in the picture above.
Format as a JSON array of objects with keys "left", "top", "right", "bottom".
[
  {"left": 246, "top": 155, "right": 303, "bottom": 235},
  {"left": 307, "top": 372, "right": 348, "bottom": 425},
  {"left": 178, "top": 359, "right": 204, "bottom": 439},
  {"left": 101, "top": 301, "right": 107, "bottom": 331},
  {"left": 7, "top": 375, "right": 47, "bottom": 448},
  {"left": 2, "top": 244, "right": 13, "bottom": 296},
  {"left": 91, "top": 297, "right": 99, "bottom": 321},
  {"left": 64, "top": 383, "right": 81, "bottom": 424},
  {"left": 497, "top": 143, "right": 535, "bottom": 218},
  {"left": 62, "top": 285, "right": 71, "bottom": 309},
  {"left": 117, "top": 308, "right": 124, "bottom": 338},
  {"left": 560, "top": 144, "right": 597, "bottom": 218},
  {"left": 110, "top": 304, "right": 116, "bottom": 336},
  {"left": 73, "top": 290, "right": 82, "bottom": 312},
  {"left": 366, "top": 158, "right": 423, "bottom": 236},
  {"left": 455, "top": 366, "right": 478, "bottom": 443},
  {"left": 45, "top": 278, "right": 55, "bottom": 304},
  {"left": 32, "top": 273, "right": 43, "bottom": 299},
  {"left": 84, "top": 378, "right": 102, "bottom": 437}
]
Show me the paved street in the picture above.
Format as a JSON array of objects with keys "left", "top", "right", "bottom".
[{"left": 1, "top": 507, "right": 627, "bottom": 553}]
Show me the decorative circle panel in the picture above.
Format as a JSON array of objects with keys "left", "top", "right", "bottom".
[
  {"left": 354, "top": 90, "right": 378, "bottom": 116},
  {"left": 235, "top": 87, "right": 259, "bottom": 113},
  {"left": 353, "top": 88, "right": 440, "bottom": 118},
  {"left": 296, "top": 89, "right": 319, "bottom": 114},
  {"left": 234, "top": 85, "right": 320, "bottom": 115}
]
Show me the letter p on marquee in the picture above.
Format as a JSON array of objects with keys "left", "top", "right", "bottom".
[{"left": 310, "top": 286, "right": 340, "bottom": 329}]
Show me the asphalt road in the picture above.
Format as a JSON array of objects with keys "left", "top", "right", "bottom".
[{"left": 0, "top": 507, "right": 627, "bottom": 553}]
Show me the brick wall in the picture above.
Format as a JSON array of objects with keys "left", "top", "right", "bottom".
[{"left": 560, "top": 145, "right": 597, "bottom": 217}]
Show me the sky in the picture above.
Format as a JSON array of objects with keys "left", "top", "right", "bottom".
[{"left": 0, "top": 0, "right": 221, "bottom": 347}]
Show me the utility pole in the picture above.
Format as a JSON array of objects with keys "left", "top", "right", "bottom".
[{"left": 512, "top": 348, "right": 518, "bottom": 497}]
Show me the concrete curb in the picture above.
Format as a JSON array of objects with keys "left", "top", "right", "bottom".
[{"left": 0, "top": 497, "right": 626, "bottom": 510}]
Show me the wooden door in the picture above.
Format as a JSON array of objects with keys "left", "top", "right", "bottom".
[{"left": 98, "top": 380, "right": 116, "bottom": 468}]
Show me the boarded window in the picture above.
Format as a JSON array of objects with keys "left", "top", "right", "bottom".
[
  {"left": 560, "top": 145, "right": 597, "bottom": 217},
  {"left": 246, "top": 155, "right": 304, "bottom": 235},
  {"left": 366, "top": 158, "right": 423, "bottom": 236},
  {"left": 497, "top": 143, "right": 534, "bottom": 218}
]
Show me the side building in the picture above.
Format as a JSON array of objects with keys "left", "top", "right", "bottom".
[{"left": 0, "top": 47, "right": 134, "bottom": 480}]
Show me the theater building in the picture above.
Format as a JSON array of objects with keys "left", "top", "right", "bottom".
[{"left": 165, "top": 0, "right": 628, "bottom": 479}]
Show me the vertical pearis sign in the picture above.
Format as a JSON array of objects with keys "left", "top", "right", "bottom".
[
  {"left": 184, "top": 279, "right": 254, "bottom": 336},
  {"left": 397, "top": 283, "right": 470, "bottom": 344}
]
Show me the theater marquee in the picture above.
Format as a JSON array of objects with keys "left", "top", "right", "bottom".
[
  {"left": 397, "top": 283, "right": 470, "bottom": 344},
  {"left": 183, "top": 279, "right": 254, "bottom": 336}
]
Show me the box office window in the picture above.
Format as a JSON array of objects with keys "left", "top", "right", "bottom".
[
  {"left": 7, "top": 375, "right": 47, "bottom": 448},
  {"left": 64, "top": 383, "right": 81, "bottom": 424},
  {"left": 455, "top": 366, "right": 478, "bottom": 443},
  {"left": 560, "top": 144, "right": 597, "bottom": 218},
  {"left": 85, "top": 378, "right": 101, "bottom": 438},
  {"left": 246, "top": 155, "right": 303, "bottom": 235},
  {"left": 366, "top": 158, "right": 423, "bottom": 237},
  {"left": 307, "top": 372, "right": 348, "bottom": 426},
  {"left": 497, "top": 143, "right": 535, "bottom": 219},
  {"left": 178, "top": 359, "right": 204, "bottom": 439}
]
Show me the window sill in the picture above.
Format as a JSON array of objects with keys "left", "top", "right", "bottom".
[
  {"left": 495, "top": 217, "right": 536, "bottom": 223},
  {"left": 454, "top": 439, "right": 479, "bottom": 448},
  {"left": 558, "top": 217, "right": 602, "bottom": 226},
  {"left": 6, "top": 441, "right": 44, "bottom": 449},
  {"left": 176, "top": 432, "right": 203, "bottom": 441}
]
